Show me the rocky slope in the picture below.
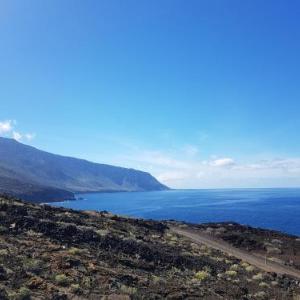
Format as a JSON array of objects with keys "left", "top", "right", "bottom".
[
  {"left": 0, "top": 137, "right": 168, "bottom": 202},
  {"left": 0, "top": 170, "right": 75, "bottom": 202},
  {"left": 0, "top": 195, "right": 300, "bottom": 299},
  {"left": 192, "top": 222, "right": 300, "bottom": 271}
]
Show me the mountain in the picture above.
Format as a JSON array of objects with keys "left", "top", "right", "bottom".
[{"left": 0, "top": 137, "right": 168, "bottom": 202}]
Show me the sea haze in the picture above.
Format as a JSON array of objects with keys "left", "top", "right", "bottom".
[{"left": 52, "top": 188, "right": 300, "bottom": 236}]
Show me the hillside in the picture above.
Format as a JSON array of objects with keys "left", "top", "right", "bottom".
[
  {"left": 0, "top": 195, "right": 300, "bottom": 299},
  {"left": 0, "top": 137, "right": 168, "bottom": 202}
]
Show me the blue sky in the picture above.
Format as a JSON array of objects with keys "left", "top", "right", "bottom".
[{"left": 1, "top": 0, "right": 300, "bottom": 188}]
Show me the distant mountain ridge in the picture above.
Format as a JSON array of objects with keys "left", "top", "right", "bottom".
[{"left": 0, "top": 137, "right": 168, "bottom": 202}]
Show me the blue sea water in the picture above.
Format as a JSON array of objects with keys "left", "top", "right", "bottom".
[{"left": 52, "top": 189, "right": 300, "bottom": 236}]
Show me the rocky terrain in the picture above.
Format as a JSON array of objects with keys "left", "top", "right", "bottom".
[
  {"left": 191, "top": 222, "right": 300, "bottom": 272},
  {"left": 0, "top": 195, "right": 300, "bottom": 300}
]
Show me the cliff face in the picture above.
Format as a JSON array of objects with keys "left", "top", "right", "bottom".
[
  {"left": 0, "top": 137, "right": 168, "bottom": 202},
  {"left": 0, "top": 195, "right": 299, "bottom": 299}
]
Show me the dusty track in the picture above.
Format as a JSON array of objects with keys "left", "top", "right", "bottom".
[{"left": 171, "top": 226, "right": 300, "bottom": 279}]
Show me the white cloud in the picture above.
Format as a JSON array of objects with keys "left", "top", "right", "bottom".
[
  {"left": 210, "top": 158, "right": 235, "bottom": 167},
  {"left": 12, "top": 131, "right": 22, "bottom": 141},
  {"left": 0, "top": 120, "right": 13, "bottom": 134},
  {"left": 118, "top": 144, "right": 300, "bottom": 189},
  {"left": 24, "top": 133, "right": 35, "bottom": 141},
  {"left": 0, "top": 119, "right": 35, "bottom": 142}
]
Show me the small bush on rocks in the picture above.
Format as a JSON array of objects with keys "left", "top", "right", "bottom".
[
  {"left": 55, "top": 274, "right": 69, "bottom": 286},
  {"left": 195, "top": 270, "right": 210, "bottom": 281},
  {"left": 225, "top": 270, "right": 237, "bottom": 277}
]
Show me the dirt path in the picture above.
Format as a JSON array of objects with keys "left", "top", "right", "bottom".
[{"left": 171, "top": 226, "right": 300, "bottom": 279}]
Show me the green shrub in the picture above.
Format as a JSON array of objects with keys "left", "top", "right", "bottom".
[
  {"left": 194, "top": 270, "right": 210, "bottom": 281},
  {"left": 254, "top": 291, "right": 267, "bottom": 299},
  {"left": 245, "top": 265, "right": 255, "bottom": 272},
  {"left": 241, "top": 262, "right": 249, "bottom": 268},
  {"left": 23, "top": 258, "right": 42, "bottom": 274},
  {"left": 151, "top": 275, "right": 161, "bottom": 284},
  {"left": 252, "top": 273, "right": 264, "bottom": 281},
  {"left": 68, "top": 247, "right": 83, "bottom": 255},
  {"left": 81, "top": 276, "right": 93, "bottom": 289},
  {"left": 259, "top": 282, "right": 269, "bottom": 288},
  {"left": 225, "top": 270, "right": 237, "bottom": 277},
  {"left": 120, "top": 285, "right": 137, "bottom": 295},
  {"left": 230, "top": 264, "right": 239, "bottom": 271},
  {"left": 55, "top": 274, "right": 69, "bottom": 286},
  {"left": 70, "top": 283, "right": 81, "bottom": 293},
  {"left": 0, "top": 249, "right": 8, "bottom": 256},
  {"left": 16, "top": 287, "right": 31, "bottom": 300}
]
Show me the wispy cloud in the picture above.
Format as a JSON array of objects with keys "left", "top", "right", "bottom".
[
  {"left": 12, "top": 131, "right": 22, "bottom": 141},
  {"left": 210, "top": 158, "right": 235, "bottom": 167},
  {"left": 0, "top": 119, "right": 35, "bottom": 142},
  {"left": 182, "top": 144, "right": 199, "bottom": 157},
  {"left": 117, "top": 144, "right": 300, "bottom": 188},
  {"left": 24, "top": 133, "right": 36, "bottom": 141}
]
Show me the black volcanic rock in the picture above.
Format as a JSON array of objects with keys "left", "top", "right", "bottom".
[
  {"left": 0, "top": 195, "right": 299, "bottom": 299},
  {"left": 0, "top": 137, "right": 168, "bottom": 202}
]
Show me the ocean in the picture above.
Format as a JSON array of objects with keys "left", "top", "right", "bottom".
[{"left": 52, "top": 188, "right": 300, "bottom": 236}]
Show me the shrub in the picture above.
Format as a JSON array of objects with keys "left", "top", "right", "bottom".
[
  {"left": 151, "top": 275, "right": 160, "bottom": 284},
  {"left": 120, "top": 285, "right": 137, "bottom": 295},
  {"left": 195, "top": 270, "right": 210, "bottom": 281},
  {"left": 170, "top": 236, "right": 178, "bottom": 241},
  {"left": 254, "top": 291, "right": 267, "bottom": 299},
  {"left": 212, "top": 257, "right": 224, "bottom": 262},
  {"left": 68, "top": 247, "right": 83, "bottom": 255},
  {"left": 245, "top": 265, "right": 255, "bottom": 272},
  {"left": 81, "top": 276, "right": 93, "bottom": 289},
  {"left": 23, "top": 258, "right": 42, "bottom": 274},
  {"left": 26, "top": 230, "right": 41, "bottom": 237},
  {"left": 16, "top": 287, "right": 31, "bottom": 300},
  {"left": 271, "top": 281, "right": 278, "bottom": 286},
  {"left": 96, "top": 229, "right": 109, "bottom": 237},
  {"left": 241, "top": 262, "right": 249, "bottom": 268},
  {"left": 225, "top": 270, "right": 237, "bottom": 277},
  {"left": 55, "top": 274, "right": 69, "bottom": 286},
  {"left": 200, "top": 245, "right": 208, "bottom": 252},
  {"left": 252, "top": 273, "right": 264, "bottom": 281},
  {"left": 230, "top": 264, "right": 239, "bottom": 271},
  {"left": 190, "top": 243, "right": 198, "bottom": 250},
  {"left": 0, "top": 249, "right": 8, "bottom": 256},
  {"left": 259, "top": 282, "right": 269, "bottom": 288},
  {"left": 70, "top": 283, "right": 81, "bottom": 293}
]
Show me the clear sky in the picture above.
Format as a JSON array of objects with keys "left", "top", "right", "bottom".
[{"left": 1, "top": 0, "right": 300, "bottom": 188}]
